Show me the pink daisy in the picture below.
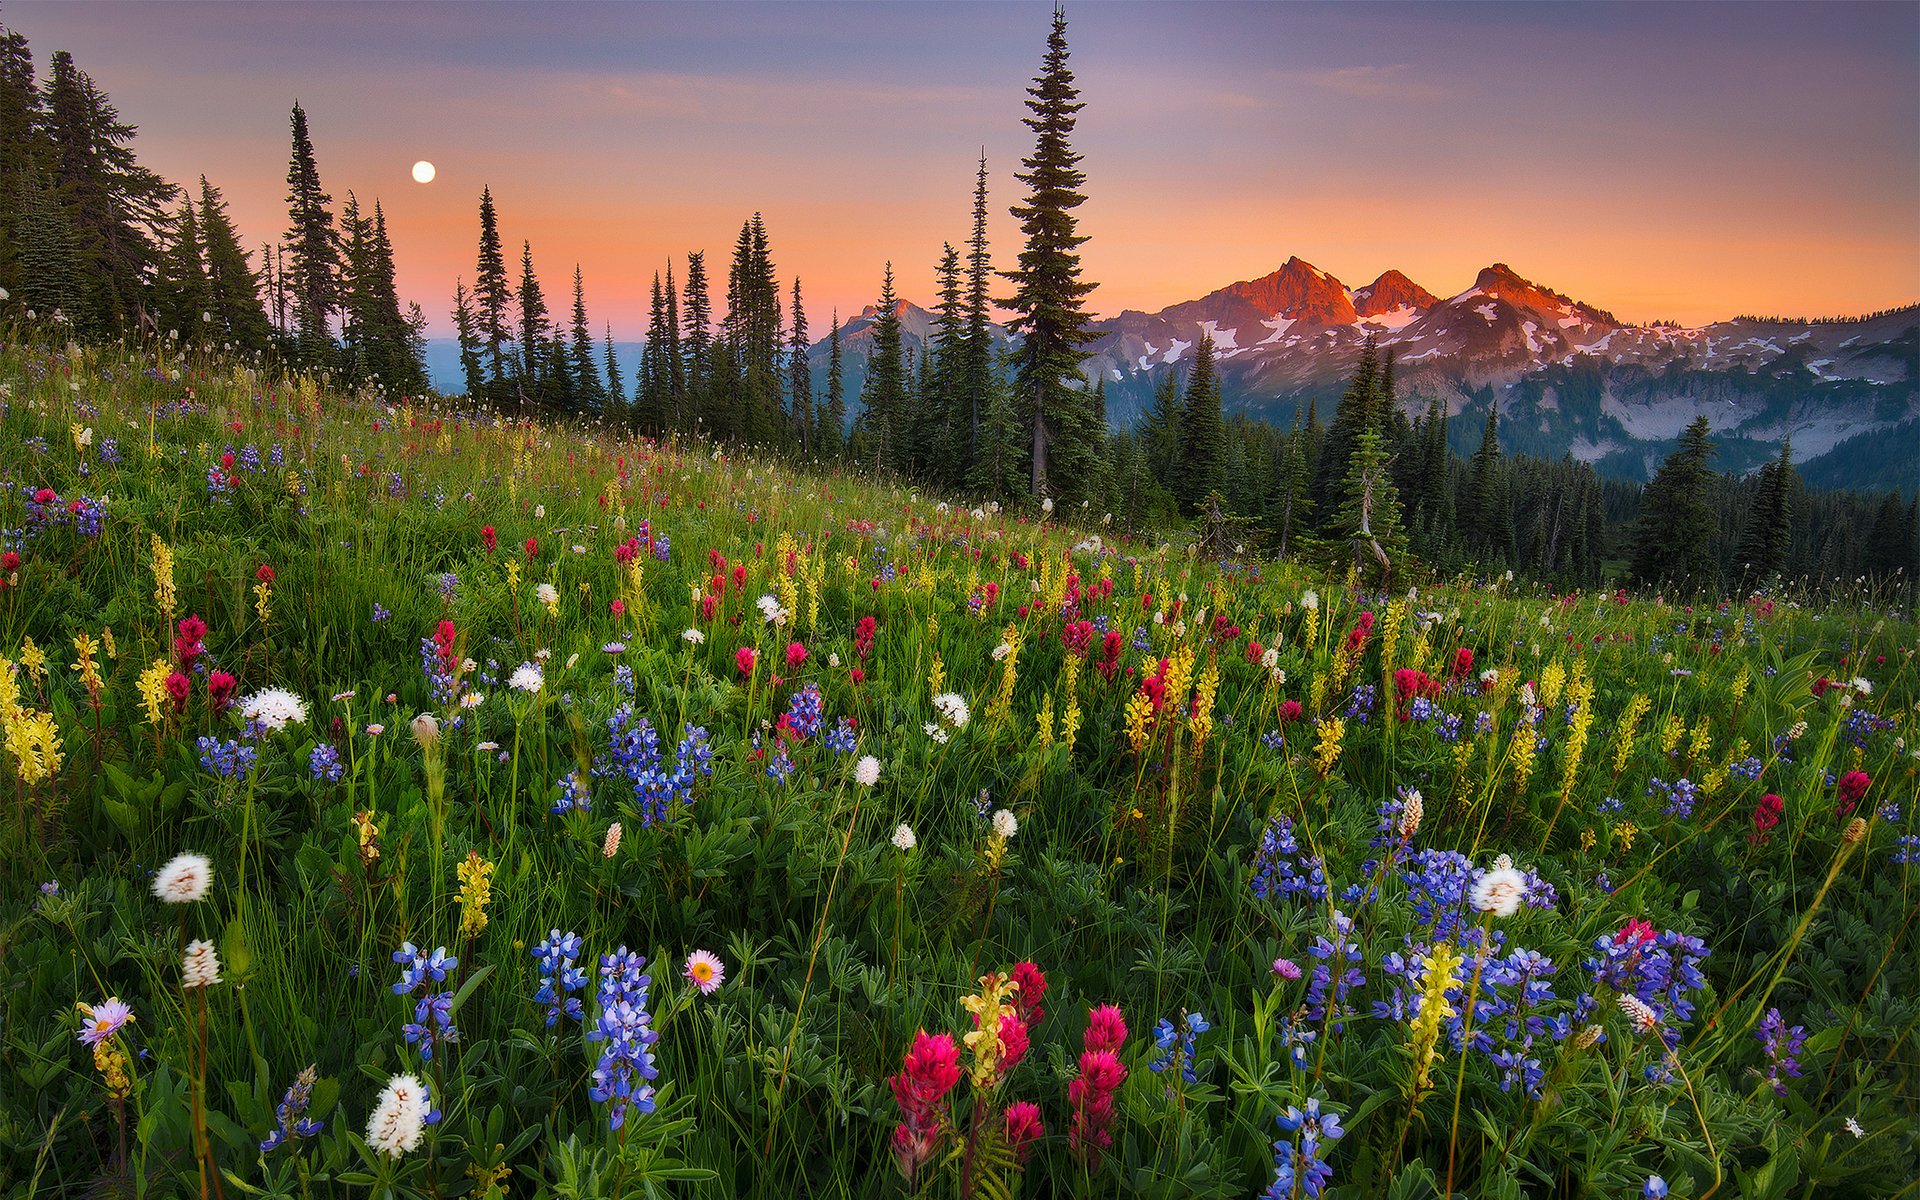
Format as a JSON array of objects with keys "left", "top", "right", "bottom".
[
  {"left": 683, "top": 949, "right": 725, "bottom": 996},
  {"left": 77, "top": 997, "right": 134, "bottom": 1047}
]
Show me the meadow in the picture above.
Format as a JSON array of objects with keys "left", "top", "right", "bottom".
[{"left": 0, "top": 326, "right": 1915, "bottom": 1199}]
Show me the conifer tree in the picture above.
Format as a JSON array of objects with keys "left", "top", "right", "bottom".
[
  {"left": 1175, "top": 333, "right": 1225, "bottom": 513},
  {"left": 1464, "top": 401, "right": 1512, "bottom": 562},
  {"left": 282, "top": 100, "right": 336, "bottom": 364},
  {"left": 452, "top": 279, "right": 485, "bottom": 398},
  {"left": 337, "top": 191, "right": 374, "bottom": 377},
  {"left": 662, "top": 260, "right": 684, "bottom": 427},
  {"left": 12, "top": 164, "right": 81, "bottom": 319},
  {"left": 1862, "top": 490, "right": 1915, "bottom": 583},
  {"left": 788, "top": 277, "right": 812, "bottom": 451},
  {"left": 371, "top": 202, "right": 427, "bottom": 394},
  {"left": 960, "top": 153, "right": 995, "bottom": 470},
  {"left": 639, "top": 271, "right": 667, "bottom": 432},
  {"left": 861, "top": 263, "right": 908, "bottom": 473},
  {"left": 197, "top": 176, "right": 271, "bottom": 353},
  {"left": 45, "top": 50, "right": 172, "bottom": 335},
  {"left": 0, "top": 25, "right": 45, "bottom": 298},
  {"left": 516, "top": 240, "right": 549, "bottom": 401},
  {"left": 928, "top": 242, "right": 967, "bottom": 480},
  {"left": 1631, "top": 415, "right": 1718, "bottom": 589},
  {"left": 1272, "top": 422, "right": 1314, "bottom": 559},
  {"left": 682, "top": 250, "right": 712, "bottom": 421},
  {"left": 473, "top": 186, "right": 512, "bottom": 397},
  {"left": 821, "top": 311, "right": 845, "bottom": 459},
  {"left": 1003, "top": 6, "right": 1098, "bottom": 502},
  {"left": 1140, "top": 369, "right": 1182, "bottom": 485},
  {"left": 155, "top": 197, "right": 207, "bottom": 340},
  {"left": 568, "top": 265, "right": 602, "bottom": 410},
  {"left": 1735, "top": 440, "right": 1794, "bottom": 583},
  {"left": 603, "top": 323, "right": 628, "bottom": 417},
  {"left": 1336, "top": 425, "right": 1406, "bottom": 580},
  {"left": 1313, "top": 335, "right": 1379, "bottom": 509}
]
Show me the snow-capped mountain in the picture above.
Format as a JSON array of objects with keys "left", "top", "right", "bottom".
[{"left": 1077, "top": 258, "right": 1918, "bottom": 484}]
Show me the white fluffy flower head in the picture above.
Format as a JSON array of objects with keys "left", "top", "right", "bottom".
[
  {"left": 1469, "top": 865, "right": 1527, "bottom": 917},
  {"left": 508, "top": 662, "right": 543, "bottom": 694},
  {"left": 153, "top": 852, "right": 213, "bottom": 903},
  {"left": 932, "top": 692, "right": 970, "bottom": 729},
  {"left": 682, "top": 627, "right": 705, "bottom": 645},
  {"left": 366, "top": 1073, "right": 427, "bottom": 1156},
  {"left": 891, "top": 823, "right": 916, "bottom": 851},
  {"left": 991, "top": 809, "right": 1018, "bottom": 839},
  {"left": 854, "top": 755, "right": 881, "bottom": 787},
  {"left": 240, "top": 687, "right": 308, "bottom": 732},
  {"left": 182, "top": 939, "right": 222, "bottom": 989}
]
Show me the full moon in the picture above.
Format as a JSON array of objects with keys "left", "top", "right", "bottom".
[{"left": 411, "top": 160, "right": 436, "bottom": 184}]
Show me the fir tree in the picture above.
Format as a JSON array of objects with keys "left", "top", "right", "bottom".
[
  {"left": 662, "top": 260, "right": 684, "bottom": 427},
  {"left": 473, "top": 185, "right": 513, "bottom": 398},
  {"left": 1735, "top": 440, "right": 1795, "bottom": 583},
  {"left": 822, "top": 311, "right": 845, "bottom": 459},
  {"left": 282, "top": 100, "right": 336, "bottom": 364},
  {"left": 44, "top": 50, "right": 172, "bottom": 335},
  {"left": 0, "top": 25, "right": 45, "bottom": 298},
  {"left": 861, "top": 263, "right": 909, "bottom": 473},
  {"left": 639, "top": 271, "right": 668, "bottom": 432},
  {"left": 960, "top": 152, "right": 995, "bottom": 471},
  {"left": 197, "top": 176, "right": 271, "bottom": 353},
  {"left": 452, "top": 279, "right": 485, "bottom": 398},
  {"left": 1464, "top": 401, "right": 1513, "bottom": 562},
  {"left": 516, "top": 240, "right": 549, "bottom": 401},
  {"left": 603, "top": 323, "right": 628, "bottom": 420},
  {"left": 12, "top": 164, "right": 81, "bottom": 319},
  {"left": 1002, "top": 6, "right": 1098, "bottom": 502},
  {"left": 1313, "top": 335, "right": 1379, "bottom": 509},
  {"left": 1175, "top": 334, "right": 1225, "bottom": 513},
  {"left": 369, "top": 202, "right": 426, "bottom": 394},
  {"left": 1335, "top": 425, "right": 1406, "bottom": 581},
  {"left": 1631, "top": 415, "right": 1718, "bottom": 589},
  {"left": 928, "top": 242, "right": 967, "bottom": 481},
  {"left": 1862, "top": 490, "right": 1916, "bottom": 583},
  {"left": 568, "top": 265, "right": 602, "bottom": 410},
  {"left": 682, "top": 250, "right": 712, "bottom": 423},
  {"left": 1139, "top": 369, "right": 1182, "bottom": 485},
  {"left": 1272, "top": 422, "right": 1313, "bottom": 559},
  {"left": 154, "top": 196, "right": 207, "bottom": 341},
  {"left": 788, "top": 277, "right": 812, "bottom": 451}
]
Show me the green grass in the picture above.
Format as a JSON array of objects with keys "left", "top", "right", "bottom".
[{"left": 0, "top": 327, "right": 1915, "bottom": 1199}]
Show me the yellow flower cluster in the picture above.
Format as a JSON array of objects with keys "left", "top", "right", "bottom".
[
  {"left": 150, "top": 534, "right": 176, "bottom": 620},
  {"left": 1189, "top": 658, "right": 1220, "bottom": 751},
  {"left": 0, "top": 657, "right": 61, "bottom": 784},
  {"left": 254, "top": 578, "right": 273, "bottom": 625},
  {"left": 959, "top": 972, "right": 1020, "bottom": 1088},
  {"left": 1540, "top": 659, "right": 1566, "bottom": 709},
  {"left": 70, "top": 633, "right": 103, "bottom": 694},
  {"left": 456, "top": 851, "right": 496, "bottom": 937},
  {"left": 1509, "top": 718, "right": 1537, "bottom": 795},
  {"left": 1406, "top": 941, "right": 1461, "bottom": 1100},
  {"left": 1558, "top": 671, "right": 1596, "bottom": 804},
  {"left": 1312, "top": 717, "right": 1345, "bottom": 779},
  {"left": 137, "top": 658, "right": 173, "bottom": 725},
  {"left": 1123, "top": 689, "right": 1154, "bottom": 754},
  {"left": 1613, "top": 694, "right": 1651, "bottom": 774},
  {"left": 1687, "top": 715, "right": 1712, "bottom": 762},
  {"left": 353, "top": 811, "right": 382, "bottom": 866},
  {"left": 988, "top": 625, "right": 1020, "bottom": 722},
  {"left": 1658, "top": 713, "right": 1686, "bottom": 757}
]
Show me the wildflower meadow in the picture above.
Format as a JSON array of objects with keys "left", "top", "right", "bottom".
[{"left": 2, "top": 330, "right": 1916, "bottom": 1198}]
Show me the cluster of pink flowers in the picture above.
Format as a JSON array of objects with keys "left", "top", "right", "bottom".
[
  {"left": 889, "top": 1031, "right": 962, "bottom": 1183},
  {"left": 1066, "top": 1004, "right": 1128, "bottom": 1169}
]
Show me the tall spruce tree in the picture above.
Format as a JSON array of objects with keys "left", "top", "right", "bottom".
[
  {"left": 197, "top": 177, "right": 271, "bottom": 353},
  {"left": 822, "top": 311, "right": 845, "bottom": 459},
  {"left": 961, "top": 153, "right": 995, "bottom": 472},
  {"left": 788, "top": 277, "right": 812, "bottom": 451},
  {"left": 1464, "top": 401, "right": 1512, "bottom": 562},
  {"left": 1336, "top": 425, "right": 1406, "bottom": 580},
  {"left": 603, "top": 324, "right": 628, "bottom": 424},
  {"left": 861, "top": 263, "right": 909, "bottom": 473},
  {"left": 1735, "top": 440, "right": 1795, "bottom": 583},
  {"left": 473, "top": 186, "right": 513, "bottom": 399},
  {"left": 154, "top": 197, "right": 207, "bottom": 340},
  {"left": 1002, "top": 5, "right": 1098, "bottom": 502},
  {"left": 1175, "top": 334, "right": 1226, "bottom": 513},
  {"left": 1631, "top": 415, "right": 1718, "bottom": 589},
  {"left": 515, "top": 241, "right": 549, "bottom": 401},
  {"left": 44, "top": 50, "right": 172, "bottom": 335},
  {"left": 568, "top": 265, "right": 602, "bottom": 410},
  {"left": 1313, "top": 335, "right": 1379, "bottom": 509},
  {"left": 452, "top": 279, "right": 485, "bottom": 398},
  {"left": 282, "top": 101, "right": 336, "bottom": 364},
  {"left": 682, "top": 250, "right": 712, "bottom": 424},
  {"left": 0, "top": 25, "right": 44, "bottom": 298},
  {"left": 928, "top": 242, "right": 967, "bottom": 480}
]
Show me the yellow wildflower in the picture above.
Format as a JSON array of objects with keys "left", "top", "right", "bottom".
[
  {"left": 70, "top": 633, "right": 102, "bottom": 693},
  {"left": 1407, "top": 942, "right": 1461, "bottom": 1100},
  {"left": 1311, "top": 717, "right": 1345, "bottom": 779},
  {"left": 151, "top": 534, "right": 177, "bottom": 620},
  {"left": 137, "top": 659, "right": 172, "bottom": 725},
  {"left": 456, "top": 851, "right": 496, "bottom": 937},
  {"left": 18, "top": 637, "right": 46, "bottom": 685},
  {"left": 1123, "top": 689, "right": 1154, "bottom": 754},
  {"left": 959, "top": 973, "right": 1020, "bottom": 1088},
  {"left": 353, "top": 811, "right": 382, "bottom": 866}
]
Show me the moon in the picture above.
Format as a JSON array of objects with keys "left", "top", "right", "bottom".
[{"left": 411, "top": 160, "right": 436, "bottom": 184}]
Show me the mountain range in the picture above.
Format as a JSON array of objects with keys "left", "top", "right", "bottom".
[{"left": 424, "top": 257, "right": 1919, "bottom": 492}]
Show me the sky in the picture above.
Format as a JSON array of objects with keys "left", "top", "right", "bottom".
[{"left": 7, "top": 0, "right": 1917, "bottom": 340}]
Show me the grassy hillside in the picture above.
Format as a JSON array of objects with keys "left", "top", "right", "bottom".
[{"left": 1, "top": 327, "right": 1915, "bottom": 1198}]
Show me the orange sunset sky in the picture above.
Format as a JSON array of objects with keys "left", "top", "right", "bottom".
[{"left": 6, "top": 0, "right": 1917, "bottom": 339}]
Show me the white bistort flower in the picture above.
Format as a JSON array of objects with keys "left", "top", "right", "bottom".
[
  {"left": 682, "top": 628, "right": 705, "bottom": 645},
  {"left": 508, "top": 662, "right": 543, "bottom": 694},
  {"left": 153, "top": 852, "right": 213, "bottom": 903},
  {"left": 1469, "top": 865, "right": 1527, "bottom": 917},
  {"left": 182, "top": 939, "right": 222, "bottom": 989},
  {"left": 932, "top": 692, "right": 970, "bottom": 729},
  {"left": 365, "top": 1073, "right": 427, "bottom": 1156},
  {"left": 854, "top": 756, "right": 881, "bottom": 787},
  {"left": 991, "top": 809, "right": 1018, "bottom": 839},
  {"left": 240, "top": 687, "right": 308, "bottom": 732},
  {"left": 535, "top": 582, "right": 559, "bottom": 608},
  {"left": 891, "top": 823, "right": 917, "bottom": 851}
]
